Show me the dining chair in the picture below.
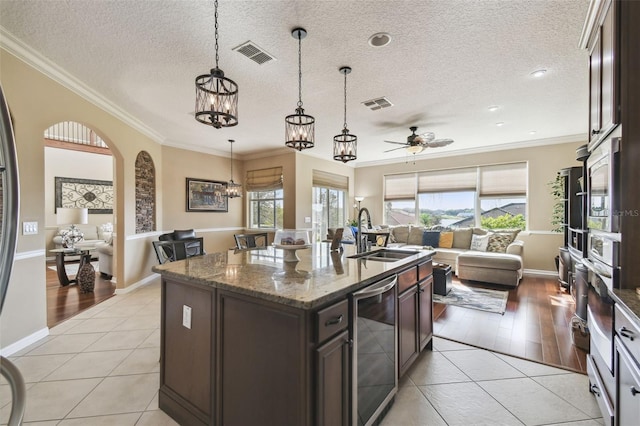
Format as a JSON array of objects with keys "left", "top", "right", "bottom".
[
  {"left": 153, "top": 237, "right": 204, "bottom": 264},
  {"left": 234, "top": 233, "right": 268, "bottom": 250}
]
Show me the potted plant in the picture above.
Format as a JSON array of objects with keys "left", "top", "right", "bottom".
[{"left": 548, "top": 173, "right": 565, "bottom": 233}]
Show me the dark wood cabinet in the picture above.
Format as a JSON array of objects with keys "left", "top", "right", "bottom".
[
  {"left": 559, "top": 166, "right": 585, "bottom": 256},
  {"left": 316, "top": 330, "right": 350, "bottom": 426},
  {"left": 398, "top": 261, "right": 433, "bottom": 377}
]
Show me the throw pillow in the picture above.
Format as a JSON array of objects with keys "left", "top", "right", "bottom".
[
  {"left": 470, "top": 234, "right": 490, "bottom": 252},
  {"left": 487, "top": 233, "right": 515, "bottom": 253},
  {"left": 439, "top": 231, "right": 454, "bottom": 249},
  {"left": 407, "top": 226, "right": 425, "bottom": 245},
  {"left": 422, "top": 230, "right": 440, "bottom": 248},
  {"left": 391, "top": 226, "right": 410, "bottom": 244},
  {"left": 452, "top": 227, "right": 473, "bottom": 249}
]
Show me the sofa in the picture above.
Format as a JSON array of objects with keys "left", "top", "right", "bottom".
[
  {"left": 52, "top": 224, "right": 111, "bottom": 250},
  {"left": 387, "top": 225, "right": 524, "bottom": 287},
  {"left": 96, "top": 237, "right": 113, "bottom": 279}
]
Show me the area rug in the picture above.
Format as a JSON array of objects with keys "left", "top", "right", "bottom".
[
  {"left": 433, "top": 283, "right": 509, "bottom": 314},
  {"left": 48, "top": 262, "right": 99, "bottom": 276}
]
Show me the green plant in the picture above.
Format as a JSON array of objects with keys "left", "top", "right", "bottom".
[
  {"left": 481, "top": 213, "right": 526, "bottom": 230},
  {"left": 347, "top": 219, "right": 359, "bottom": 227},
  {"left": 419, "top": 212, "right": 441, "bottom": 227},
  {"left": 548, "top": 174, "right": 565, "bottom": 233}
]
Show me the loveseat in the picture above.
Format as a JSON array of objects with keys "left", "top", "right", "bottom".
[
  {"left": 387, "top": 225, "right": 524, "bottom": 287},
  {"left": 52, "top": 224, "right": 111, "bottom": 250}
]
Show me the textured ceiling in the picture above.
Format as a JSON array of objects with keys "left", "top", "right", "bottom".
[{"left": 0, "top": 0, "right": 590, "bottom": 165}]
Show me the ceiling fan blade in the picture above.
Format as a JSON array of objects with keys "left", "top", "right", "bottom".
[
  {"left": 383, "top": 146, "right": 408, "bottom": 153},
  {"left": 383, "top": 140, "right": 407, "bottom": 145},
  {"left": 417, "top": 132, "right": 435, "bottom": 143},
  {"left": 426, "top": 138, "right": 454, "bottom": 148}
]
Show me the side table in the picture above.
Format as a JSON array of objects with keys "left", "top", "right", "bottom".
[
  {"left": 50, "top": 247, "right": 95, "bottom": 287},
  {"left": 433, "top": 263, "right": 453, "bottom": 296}
]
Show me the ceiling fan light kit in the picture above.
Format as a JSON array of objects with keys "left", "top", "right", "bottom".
[
  {"left": 194, "top": 0, "right": 239, "bottom": 129},
  {"left": 285, "top": 27, "right": 315, "bottom": 151},
  {"left": 333, "top": 66, "right": 357, "bottom": 163}
]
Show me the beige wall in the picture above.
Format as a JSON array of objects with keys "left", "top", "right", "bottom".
[
  {"left": 354, "top": 141, "right": 585, "bottom": 271},
  {"left": 0, "top": 49, "right": 162, "bottom": 349}
]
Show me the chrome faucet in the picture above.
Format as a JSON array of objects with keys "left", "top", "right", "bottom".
[{"left": 357, "top": 207, "right": 372, "bottom": 253}]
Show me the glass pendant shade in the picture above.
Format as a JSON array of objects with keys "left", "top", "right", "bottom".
[
  {"left": 194, "top": 0, "right": 238, "bottom": 129},
  {"left": 333, "top": 129, "right": 357, "bottom": 163},
  {"left": 195, "top": 68, "right": 238, "bottom": 128},
  {"left": 285, "top": 107, "right": 315, "bottom": 151},
  {"left": 333, "top": 66, "right": 357, "bottom": 163},
  {"left": 285, "top": 28, "right": 315, "bottom": 151}
]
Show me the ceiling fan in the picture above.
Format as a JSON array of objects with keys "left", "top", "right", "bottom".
[{"left": 383, "top": 126, "right": 454, "bottom": 154}]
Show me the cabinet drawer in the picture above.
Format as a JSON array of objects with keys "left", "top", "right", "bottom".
[
  {"left": 615, "top": 304, "right": 640, "bottom": 361},
  {"left": 398, "top": 267, "right": 418, "bottom": 294},
  {"left": 418, "top": 261, "right": 433, "bottom": 281},
  {"left": 317, "top": 299, "right": 349, "bottom": 343},
  {"left": 586, "top": 355, "right": 614, "bottom": 426}
]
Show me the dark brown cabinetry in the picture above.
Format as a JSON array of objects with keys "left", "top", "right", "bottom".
[
  {"left": 586, "top": 0, "right": 619, "bottom": 148},
  {"left": 559, "top": 166, "right": 585, "bottom": 257},
  {"left": 398, "top": 261, "right": 433, "bottom": 377},
  {"left": 316, "top": 330, "right": 350, "bottom": 426}
]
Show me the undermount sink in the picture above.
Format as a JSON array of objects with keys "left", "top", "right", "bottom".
[{"left": 347, "top": 249, "right": 416, "bottom": 262}]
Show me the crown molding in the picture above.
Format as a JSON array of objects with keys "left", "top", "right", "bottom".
[
  {"left": 0, "top": 26, "right": 164, "bottom": 144},
  {"left": 353, "top": 134, "right": 587, "bottom": 168}
]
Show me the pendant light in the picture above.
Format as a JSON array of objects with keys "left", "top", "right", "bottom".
[
  {"left": 333, "top": 66, "right": 357, "bottom": 163},
  {"left": 226, "top": 139, "right": 241, "bottom": 198},
  {"left": 195, "top": 0, "right": 238, "bottom": 129},
  {"left": 285, "top": 28, "right": 315, "bottom": 151}
]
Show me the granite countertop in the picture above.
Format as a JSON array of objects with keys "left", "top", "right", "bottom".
[
  {"left": 152, "top": 243, "right": 434, "bottom": 310},
  {"left": 611, "top": 288, "right": 640, "bottom": 326}
]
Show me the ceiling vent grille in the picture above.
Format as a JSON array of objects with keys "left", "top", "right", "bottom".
[
  {"left": 362, "top": 97, "right": 394, "bottom": 111},
  {"left": 233, "top": 41, "right": 276, "bottom": 65}
]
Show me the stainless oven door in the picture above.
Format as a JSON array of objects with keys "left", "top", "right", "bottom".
[
  {"left": 351, "top": 275, "right": 398, "bottom": 426},
  {"left": 583, "top": 258, "right": 615, "bottom": 373}
]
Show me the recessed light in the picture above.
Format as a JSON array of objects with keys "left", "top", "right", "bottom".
[
  {"left": 488, "top": 105, "right": 499, "bottom": 112},
  {"left": 496, "top": 122, "right": 505, "bottom": 127},
  {"left": 530, "top": 69, "right": 547, "bottom": 78},
  {"left": 529, "top": 130, "right": 537, "bottom": 135},
  {"left": 368, "top": 32, "right": 391, "bottom": 47}
]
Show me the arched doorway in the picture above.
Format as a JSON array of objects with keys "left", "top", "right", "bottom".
[{"left": 43, "top": 121, "right": 116, "bottom": 327}]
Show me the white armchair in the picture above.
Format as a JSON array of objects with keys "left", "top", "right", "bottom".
[{"left": 96, "top": 237, "right": 113, "bottom": 279}]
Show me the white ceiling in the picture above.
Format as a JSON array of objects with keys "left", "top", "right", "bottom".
[{"left": 0, "top": 0, "right": 590, "bottom": 165}]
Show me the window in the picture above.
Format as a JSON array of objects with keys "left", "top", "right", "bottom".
[
  {"left": 246, "top": 167, "right": 284, "bottom": 229},
  {"left": 248, "top": 189, "right": 284, "bottom": 229},
  {"left": 312, "top": 170, "right": 349, "bottom": 241},
  {"left": 384, "top": 162, "right": 527, "bottom": 229}
]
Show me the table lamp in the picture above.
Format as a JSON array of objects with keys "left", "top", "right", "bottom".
[{"left": 56, "top": 207, "right": 88, "bottom": 249}]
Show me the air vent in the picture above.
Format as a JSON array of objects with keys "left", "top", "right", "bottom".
[
  {"left": 362, "top": 97, "right": 394, "bottom": 111},
  {"left": 233, "top": 41, "right": 276, "bottom": 65}
]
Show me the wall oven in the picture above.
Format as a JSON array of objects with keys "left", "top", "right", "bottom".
[
  {"left": 587, "top": 137, "right": 620, "bottom": 233},
  {"left": 351, "top": 275, "right": 398, "bottom": 426}
]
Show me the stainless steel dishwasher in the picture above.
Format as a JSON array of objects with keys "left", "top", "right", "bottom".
[{"left": 351, "top": 274, "right": 398, "bottom": 426}]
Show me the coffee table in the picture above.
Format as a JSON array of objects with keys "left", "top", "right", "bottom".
[
  {"left": 433, "top": 263, "right": 453, "bottom": 296},
  {"left": 50, "top": 247, "right": 95, "bottom": 286}
]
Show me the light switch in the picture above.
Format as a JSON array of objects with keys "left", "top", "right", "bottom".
[
  {"left": 304, "top": 217, "right": 311, "bottom": 223},
  {"left": 23, "top": 221, "right": 38, "bottom": 235},
  {"left": 182, "top": 305, "right": 192, "bottom": 329}
]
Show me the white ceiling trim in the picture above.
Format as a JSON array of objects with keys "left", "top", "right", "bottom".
[
  {"left": 0, "top": 26, "right": 164, "bottom": 144},
  {"left": 355, "top": 134, "right": 586, "bottom": 168}
]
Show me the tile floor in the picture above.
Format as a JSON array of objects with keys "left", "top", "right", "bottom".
[{"left": 1, "top": 279, "right": 602, "bottom": 425}]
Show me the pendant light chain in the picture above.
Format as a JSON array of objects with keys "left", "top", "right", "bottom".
[
  {"left": 297, "top": 34, "right": 303, "bottom": 108},
  {"left": 343, "top": 70, "right": 348, "bottom": 129},
  {"left": 230, "top": 139, "right": 234, "bottom": 178},
  {"left": 214, "top": 0, "right": 219, "bottom": 69}
]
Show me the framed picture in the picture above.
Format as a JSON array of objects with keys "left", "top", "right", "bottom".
[
  {"left": 55, "top": 177, "right": 113, "bottom": 214},
  {"left": 186, "top": 178, "right": 228, "bottom": 212}
]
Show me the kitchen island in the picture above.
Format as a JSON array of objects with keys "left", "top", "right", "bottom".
[{"left": 153, "top": 243, "right": 434, "bottom": 426}]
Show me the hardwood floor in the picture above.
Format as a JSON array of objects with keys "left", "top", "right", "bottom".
[
  {"left": 434, "top": 274, "right": 588, "bottom": 373},
  {"left": 46, "top": 260, "right": 115, "bottom": 328}
]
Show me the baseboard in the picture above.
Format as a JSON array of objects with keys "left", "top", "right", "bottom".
[
  {"left": 0, "top": 327, "right": 49, "bottom": 357},
  {"left": 114, "top": 273, "right": 158, "bottom": 295},
  {"left": 523, "top": 269, "right": 558, "bottom": 277}
]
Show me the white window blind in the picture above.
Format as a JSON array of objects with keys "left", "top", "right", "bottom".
[
  {"left": 384, "top": 173, "right": 416, "bottom": 200},
  {"left": 312, "top": 170, "right": 348, "bottom": 190},
  {"left": 417, "top": 167, "right": 477, "bottom": 193},
  {"left": 246, "top": 167, "right": 283, "bottom": 191},
  {"left": 479, "top": 163, "right": 527, "bottom": 197}
]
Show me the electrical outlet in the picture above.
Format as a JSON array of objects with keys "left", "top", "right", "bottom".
[
  {"left": 304, "top": 216, "right": 311, "bottom": 223},
  {"left": 182, "top": 305, "right": 192, "bottom": 329},
  {"left": 23, "top": 221, "right": 38, "bottom": 235}
]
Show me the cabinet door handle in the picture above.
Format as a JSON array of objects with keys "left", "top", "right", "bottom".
[
  {"left": 590, "top": 384, "right": 601, "bottom": 397},
  {"left": 325, "top": 315, "right": 343, "bottom": 326},
  {"left": 631, "top": 387, "right": 639, "bottom": 397},
  {"left": 619, "top": 327, "right": 635, "bottom": 341},
  {"left": 591, "top": 129, "right": 600, "bottom": 135}
]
